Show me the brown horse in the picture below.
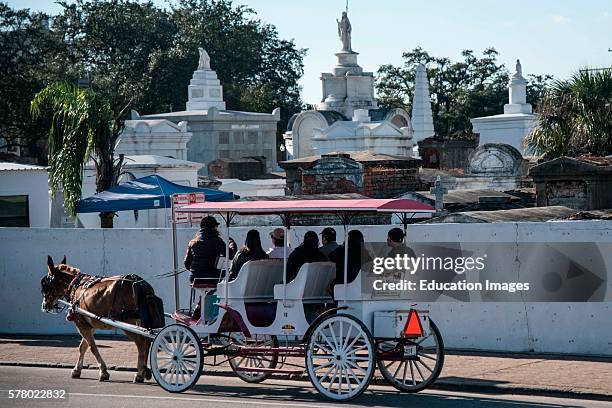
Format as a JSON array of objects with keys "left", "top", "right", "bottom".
[{"left": 41, "top": 255, "right": 153, "bottom": 383}]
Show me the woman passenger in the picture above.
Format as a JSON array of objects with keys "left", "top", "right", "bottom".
[
  {"left": 228, "top": 229, "right": 269, "bottom": 281},
  {"left": 329, "top": 230, "right": 372, "bottom": 285},
  {"left": 286, "top": 231, "right": 327, "bottom": 282}
]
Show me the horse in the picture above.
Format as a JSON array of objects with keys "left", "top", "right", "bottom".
[{"left": 41, "top": 255, "right": 153, "bottom": 383}]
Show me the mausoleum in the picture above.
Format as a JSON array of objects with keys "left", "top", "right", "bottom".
[
  {"left": 283, "top": 11, "right": 413, "bottom": 159},
  {"left": 471, "top": 60, "right": 537, "bottom": 156},
  {"left": 127, "top": 47, "right": 280, "bottom": 174}
]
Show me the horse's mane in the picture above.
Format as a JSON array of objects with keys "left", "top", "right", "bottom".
[{"left": 57, "top": 264, "right": 81, "bottom": 275}]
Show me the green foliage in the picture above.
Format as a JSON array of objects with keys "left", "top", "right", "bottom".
[
  {"left": 2, "top": 0, "right": 305, "bottom": 162},
  {"left": 525, "top": 68, "right": 612, "bottom": 158},
  {"left": 30, "top": 83, "right": 123, "bottom": 220},
  {"left": 376, "top": 47, "right": 552, "bottom": 135}
]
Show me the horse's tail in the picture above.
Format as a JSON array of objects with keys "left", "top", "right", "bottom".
[{"left": 129, "top": 276, "right": 165, "bottom": 329}]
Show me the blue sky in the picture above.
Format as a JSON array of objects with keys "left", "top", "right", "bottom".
[{"left": 8, "top": 0, "right": 612, "bottom": 104}]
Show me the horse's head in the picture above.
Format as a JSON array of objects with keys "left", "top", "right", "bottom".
[{"left": 41, "top": 255, "right": 71, "bottom": 313}]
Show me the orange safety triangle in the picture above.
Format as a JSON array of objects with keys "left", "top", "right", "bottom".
[{"left": 403, "top": 309, "right": 424, "bottom": 338}]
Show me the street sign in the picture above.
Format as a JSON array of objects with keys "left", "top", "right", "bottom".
[{"left": 172, "top": 193, "right": 205, "bottom": 224}]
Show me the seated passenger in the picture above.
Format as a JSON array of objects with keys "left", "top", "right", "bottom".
[
  {"left": 228, "top": 229, "right": 269, "bottom": 281},
  {"left": 329, "top": 230, "right": 372, "bottom": 285},
  {"left": 319, "top": 227, "right": 339, "bottom": 258},
  {"left": 266, "top": 228, "right": 285, "bottom": 259},
  {"left": 387, "top": 227, "right": 416, "bottom": 258},
  {"left": 184, "top": 216, "right": 227, "bottom": 284},
  {"left": 286, "top": 231, "right": 326, "bottom": 282}
]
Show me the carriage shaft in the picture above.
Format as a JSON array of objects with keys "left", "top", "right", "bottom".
[{"left": 58, "top": 299, "right": 154, "bottom": 339}]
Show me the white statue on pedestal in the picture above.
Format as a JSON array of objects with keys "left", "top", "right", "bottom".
[
  {"left": 515, "top": 59, "right": 522, "bottom": 77},
  {"left": 198, "top": 47, "right": 210, "bottom": 70},
  {"left": 337, "top": 11, "right": 352, "bottom": 52}
]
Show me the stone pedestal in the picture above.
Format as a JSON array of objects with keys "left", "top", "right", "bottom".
[
  {"left": 186, "top": 69, "right": 226, "bottom": 111},
  {"left": 317, "top": 51, "right": 377, "bottom": 118}
]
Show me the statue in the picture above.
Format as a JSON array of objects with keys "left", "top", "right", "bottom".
[
  {"left": 198, "top": 47, "right": 210, "bottom": 70},
  {"left": 515, "top": 59, "right": 522, "bottom": 77},
  {"left": 336, "top": 11, "right": 352, "bottom": 52}
]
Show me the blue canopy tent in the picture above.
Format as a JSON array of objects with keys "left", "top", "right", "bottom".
[{"left": 76, "top": 174, "right": 234, "bottom": 213}]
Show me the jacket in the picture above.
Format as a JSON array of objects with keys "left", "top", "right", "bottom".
[{"left": 184, "top": 228, "right": 226, "bottom": 283}]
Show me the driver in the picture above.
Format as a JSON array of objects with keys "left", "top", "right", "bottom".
[{"left": 184, "top": 216, "right": 235, "bottom": 284}]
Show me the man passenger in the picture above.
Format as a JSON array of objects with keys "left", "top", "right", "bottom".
[
  {"left": 319, "top": 227, "right": 339, "bottom": 258},
  {"left": 266, "top": 228, "right": 285, "bottom": 259}
]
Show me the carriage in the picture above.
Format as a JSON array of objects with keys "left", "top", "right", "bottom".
[{"left": 60, "top": 198, "right": 444, "bottom": 401}]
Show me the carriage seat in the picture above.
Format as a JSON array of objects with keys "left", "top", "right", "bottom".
[
  {"left": 217, "top": 259, "right": 283, "bottom": 302},
  {"left": 274, "top": 262, "right": 336, "bottom": 303},
  {"left": 333, "top": 271, "right": 363, "bottom": 301}
]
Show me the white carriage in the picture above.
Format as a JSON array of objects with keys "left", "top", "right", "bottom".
[{"left": 145, "top": 198, "right": 445, "bottom": 401}]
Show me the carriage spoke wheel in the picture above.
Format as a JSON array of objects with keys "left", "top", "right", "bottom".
[
  {"left": 306, "top": 314, "right": 375, "bottom": 401},
  {"left": 151, "top": 324, "right": 203, "bottom": 393},
  {"left": 377, "top": 319, "right": 444, "bottom": 393},
  {"left": 228, "top": 334, "right": 279, "bottom": 383}
]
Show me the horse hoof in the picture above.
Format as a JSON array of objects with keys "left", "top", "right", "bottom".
[
  {"left": 71, "top": 370, "right": 81, "bottom": 379},
  {"left": 99, "top": 372, "right": 110, "bottom": 382},
  {"left": 143, "top": 368, "right": 152, "bottom": 380},
  {"left": 133, "top": 375, "right": 144, "bottom": 383}
]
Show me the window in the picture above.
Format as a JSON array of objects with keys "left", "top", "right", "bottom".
[
  {"left": 218, "top": 131, "right": 230, "bottom": 145},
  {"left": 247, "top": 131, "right": 258, "bottom": 144},
  {"left": 0, "top": 195, "right": 29, "bottom": 227},
  {"left": 233, "top": 131, "right": 244, "bottom": 145}
]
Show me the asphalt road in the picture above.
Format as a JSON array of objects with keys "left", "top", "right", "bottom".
[{"left": 0, "top": 366, "right": 607, "bottom": 408}]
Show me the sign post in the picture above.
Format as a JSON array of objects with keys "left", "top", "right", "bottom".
[{"left": 170, "top": 192, "right": 205, "bottom": 311}]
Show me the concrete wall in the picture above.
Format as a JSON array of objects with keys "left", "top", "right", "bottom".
[
  {"left": 0, "top": 169, "right": 49, "bottom": 227},
  {"left": 1, "top": 221, "right": 611, "bottom": 356}
]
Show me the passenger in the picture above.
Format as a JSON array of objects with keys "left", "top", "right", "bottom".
[
  {"left": 286, "top": 231, "right": 326, "bottom": 282},
  {"left": 329, "top": 230, "right": 372, "bottom": 285},
  {"left": 387, "top": 227, "right": 417, "bottom": 258},
  {"left": 228, "top": 229, "right": 269, "bottom": 281},
  {"left": 266, "top": 228, "right": 285, "bottom": 259},
  {"left": 184, "top": 216, "right": 229, "bottom": 284},
  {"left": 319, "top": 227, "right": 339, "bottom": 258}
]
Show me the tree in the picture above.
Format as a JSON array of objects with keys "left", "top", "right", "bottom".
[
  {"left": 2, "top": 0, "right": 306, "bottom": 164},
  {"left": 376, "top": 47, "right": 552, "bottom": 135},
  {"left": 31, "top": 83, "right": 128, "bottom": 228},
  {"left": 0, "top": 4, "right": 68, "bottom": 164},
  {"left": 525, "top": 68, "right": 612, "bottom": 158}
]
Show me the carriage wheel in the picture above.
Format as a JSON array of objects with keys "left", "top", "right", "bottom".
[
  {"left": 306, "top": 314, "right": 375, "bottom": 401},
  {"left": 377, "top": 320, "right": 444, "bottom": 393},
  {"left": 150, "top": 324, "right": 203, "bottom": 393},
  {"left": 228, "top": 334, "right": 279, "bottom": 383}
]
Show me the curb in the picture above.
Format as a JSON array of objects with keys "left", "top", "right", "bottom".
[{"left": 1, "top": 360, "right": 610, "bottom": 402}]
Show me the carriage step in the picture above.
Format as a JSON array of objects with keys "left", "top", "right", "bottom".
[{"left": 233, "top": 367, "right": 304, "bottom": 375}]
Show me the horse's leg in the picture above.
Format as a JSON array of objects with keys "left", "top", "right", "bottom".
[
  {"left": 82, "top": 327, "right": 110, "bottom": 381},
  {"left": 125, "top": 331, "right": 146, "bottom": 383},
  {"left": 143, "top": 338, "right": 152, "bottom": 380},
  {"left": 71, "top": 337, "right": 89, "bottom": 378}
]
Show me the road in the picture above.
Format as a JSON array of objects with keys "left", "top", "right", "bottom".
[{"left": 0, "top": 366, "right": 607, "bottom": 408}]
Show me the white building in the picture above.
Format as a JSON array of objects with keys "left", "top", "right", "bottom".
[
  {"left": 0, "top": 163, "right": 49, "bottom": 227},
  {"left": 471, "top": 60, "right": 537, "bottom": 156}
]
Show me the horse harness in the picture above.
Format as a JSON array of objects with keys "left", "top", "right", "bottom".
[{"left": 66, "top": 272, "right": 142, "bottom": 322}]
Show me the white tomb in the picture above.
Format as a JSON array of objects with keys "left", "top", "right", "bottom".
[
  {"left": 470, "top": 60, "right": 537, "bottom": 156},
  {"left": 411, "top": 64, "right": 435, "bottom": 143},
  {"left": 283, "top": 11, "right": 413, "bottom": 159},
  {"left": 312, "top": 109, "right": 413, "bottom": 157},
  {"left": 116, "top": 118, "right": 192, "bottom": 160}
]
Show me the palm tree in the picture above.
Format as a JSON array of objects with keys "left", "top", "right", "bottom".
[
  {"left": 31, "top": 83, "right": 128, "bottom": 228},
  {"left": 525, "top": 68, "right": 612, "bottom": 158}
]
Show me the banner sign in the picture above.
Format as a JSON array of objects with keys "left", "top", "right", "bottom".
[{"left": 172, "top": 193, "right": 205, "bottom": 224}]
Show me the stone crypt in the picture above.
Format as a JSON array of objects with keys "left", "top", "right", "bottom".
[
  {"left": 283, "top": 10, "right": 414, "bottom": 159},
  {"left": 127, "top": 47, "right": 280, "bottom": 174}
]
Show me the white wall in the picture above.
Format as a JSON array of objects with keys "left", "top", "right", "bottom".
[
  {"left": 0, "top": 170, "right": 49, "bottom": 227},
  {"left": 1, "top": 221, "right": 611, "bottom": 356}
]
